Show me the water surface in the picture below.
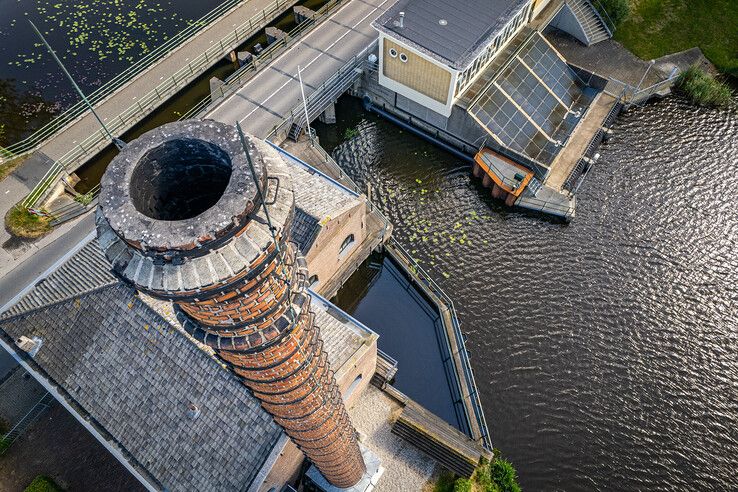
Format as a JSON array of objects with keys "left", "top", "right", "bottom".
[{"left": 315, "top": 94, "right": 738, "bottom": 491}]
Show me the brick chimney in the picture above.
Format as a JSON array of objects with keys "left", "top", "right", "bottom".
[{"left": 95, "top": 120, "right": 366, "bottom": 488}]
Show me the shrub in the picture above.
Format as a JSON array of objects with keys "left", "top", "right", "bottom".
[
  {"left": 453, "top": 478, "right": 473, "bottom": 492},
  {"left": 24, "top": 476, "right": 63, "bottom": 492},
  {"left": 676, "top": 66, "right": 733, "bottom": 107},
  {"left": 490, "top": 458, "right": 521, "bottom": 492},
  {"left": 433, "top": 472, "right": 457, "bottom": 492},
  {"left": 5, "top": 205, "right": 52, "bottom": 239},
  {"left": 594, "top": 0, "right": 629, "bottom": 27},
  {"left": 343, "top": 127, "right": 359, "bottom": 140}
]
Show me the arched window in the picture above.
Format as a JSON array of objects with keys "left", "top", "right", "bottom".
[
  {"left": 308, "top": 275, "right": 319, "bottom": 288},
  {"left": 339, "top": 234, "right": 355, "bottom": 255}
]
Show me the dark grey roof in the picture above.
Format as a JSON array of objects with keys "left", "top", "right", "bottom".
[
  {"left": 0, "top": 283, "right": 281, "bottom": 492},
  {"left": 374, "top": 0, "right": 530, "bottom": 69},
  {"left": 281, "top": 149, "right": 361, "bottom": 255},
  {"left": 2, "top": 239, "right": 116, "bottom": 318}
]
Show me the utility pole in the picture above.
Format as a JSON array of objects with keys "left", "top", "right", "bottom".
[
  {"left": 29, "top": 20, "right": 125, "bottom": 151},
  {"left": 297, "top": 65, "right": 314, "bottom": 145}
]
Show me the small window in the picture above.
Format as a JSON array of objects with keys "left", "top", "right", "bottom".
[
  {"left": 399, "top": 52, "right": 408, "bottom": 63},
  {"left": 389, "top": 48, "right": 398, "bottom": 58},
  {"left": 308, "top": 275, "right": 319, "bottom": 288},
  {"left": 339, "top": 234, "right": 355, "bottom": 255}
]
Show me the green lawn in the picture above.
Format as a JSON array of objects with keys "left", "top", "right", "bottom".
[{"left": 614, "top": 0, "right": 738, "bottom": 77}]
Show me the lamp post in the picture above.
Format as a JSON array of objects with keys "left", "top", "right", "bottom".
[{"left": 297, "top": 65, "right": 314, "bottom": 145}]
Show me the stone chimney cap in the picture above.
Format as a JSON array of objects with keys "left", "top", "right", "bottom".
[{"left": 98, "top": 120, "right": 266, "bottom": 253}]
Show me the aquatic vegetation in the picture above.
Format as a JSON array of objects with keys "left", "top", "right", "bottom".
[{"left": 675, "top": 66, "right": 733, "bottom": 107}]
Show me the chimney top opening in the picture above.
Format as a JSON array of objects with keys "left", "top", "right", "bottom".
[{"left": 129, "top": 138, "right": 232, "bottom": 221}]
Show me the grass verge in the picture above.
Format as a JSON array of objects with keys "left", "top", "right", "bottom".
[
  {"left": 0, "top": 155, "right": 28, "bottom": 182},
  {"left": 434, "top": 452, "right": 521, "bottom": 492},
  {"left": 614, "top": 0, "right": 738, "bottom": 77},
  {"left": 5, "top": 205, "right": 52, "bottom": 239},
  {"left": 675, "top": 66, "right": 733, "bottom": 106},
  {"left": 24, "top": 476, "right": 64, "bottom": 492}
]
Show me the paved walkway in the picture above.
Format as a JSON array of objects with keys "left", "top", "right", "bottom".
[
  {"left": 546, "top": 91, "right": 616, "bottom": 191},
  {"left": 207, "top": 0, "right": 392, "bottom": 137},
  {"left": 32, "top": 0, "right": 299, "bottom": 167}
]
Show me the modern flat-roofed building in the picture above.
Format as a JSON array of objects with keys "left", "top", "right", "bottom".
[{"left": 374, "top": 0, "right": 535, "bottom": 117}]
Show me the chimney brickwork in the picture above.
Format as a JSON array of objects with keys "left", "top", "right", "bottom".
[{"left": 95, "top": 120, "right": 366, "bottom": 488}]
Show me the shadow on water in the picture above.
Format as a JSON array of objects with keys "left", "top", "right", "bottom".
[{"left": 332, "top": 251, "right": 462, "bottom": 431}]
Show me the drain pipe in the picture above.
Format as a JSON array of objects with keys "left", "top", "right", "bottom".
[{"left": 362, "top": 97, "right": 474, "bottom": 163}]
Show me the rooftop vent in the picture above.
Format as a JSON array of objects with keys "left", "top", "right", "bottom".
[
  {"left": 16, "top": 335, "right": 43, "bottom": 357},
  {"left": 186, "top": 403, "right": 201, "bottom": 420},
  {"left": 439, "top": 19, "right": 448, "bottom": 26},
  {"left": 394, "top": 11, "right": 405, "bottom": 28}
]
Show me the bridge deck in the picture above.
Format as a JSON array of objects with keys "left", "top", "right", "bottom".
[
  {"left": 207, "top": 0, "right": 392, "bottom": 138},
  {"left": 36, "top": 0, "right": 299, "bottom": 165}
]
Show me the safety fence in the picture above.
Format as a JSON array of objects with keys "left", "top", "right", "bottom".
[
  {"left": 3, "top": 0, "right": 252, "bottom": 160},
  {"left": 182, "top": 0, "right": 348, "bottom": 120},
  {"left": 21, "top": 0, "right": 296, "bottom": 208}
]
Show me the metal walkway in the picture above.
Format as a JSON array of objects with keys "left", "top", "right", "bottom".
[{"left": 206, "top": 0, "right": 392, "bottom": 138}]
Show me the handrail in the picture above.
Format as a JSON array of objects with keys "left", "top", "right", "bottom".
[
  {"left": 386, "top": 239, "right": 492, "bottom": 449},
  {"left": 1, "top": 0, "right": 250, "bottom": 160},
  {"left": 586, "top": 0, "right": 616, "bottom": 35},
  {"left": 21, "top": 0, "right": 293, "bottom": 207},
  {"left": 183, "top": 0, "right": 347, "bottom": 120},
  {"left": 266, "top": 40, "right": 377, "bottom": 141}
]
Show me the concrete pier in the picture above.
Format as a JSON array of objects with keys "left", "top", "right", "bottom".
[{"left": 319, "top": 102, "right": 337, "bottom": 124}]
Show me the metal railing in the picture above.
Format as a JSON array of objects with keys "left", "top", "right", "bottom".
[
  {"left": 386, "top": 239, "right": 492, "bottom": 450},
  {"left": 1, "top": 0, "right": 250, "bottom": 161},
  {"left": 182, "top": 0, "right": 348, "bottom": 120},
  {"left": 21, "top": 0, "right": 295, "bottom": 208},
  {"left": 266, "top": 40, "right": 377, "bottom": 141},
  {"left": 586, "top": 0, "right": 617, "bottom": 35},
  {"left": 0, "top": 392, "right": 54, "bottom": 455},
  {"left": 605, "top": 68, "right": 679, "bottom": 106}
]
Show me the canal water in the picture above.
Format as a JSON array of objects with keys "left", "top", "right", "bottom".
[
  {"left": 332, "top": 252, "right": 463, "bottom": 431},
  {"left": 0, "top": 0, "right": 326, "bottom": 148},
  {"left": 315, "top": 95, "right": 738, "bottom": 491}
]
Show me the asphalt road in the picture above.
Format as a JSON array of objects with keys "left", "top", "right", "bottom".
[
  {"left": 0, "top": 213, "right": 95, "bottom": 313},
  {"left": 207, "top": 0, "right": 392, "bottom": 137}
]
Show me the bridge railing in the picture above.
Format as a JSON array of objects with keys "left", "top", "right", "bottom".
[
  {"left": 21, "top": 0, "right": 295, "bottom": 207},
  {"left": 1, "top": 0, "right": 256, "bottom": 161},
  {"left": 266, "top": 40, "right": 378, "bottom": 141},
  {"left": 183, "top": 0, "right": 349, "bottom": 120}
]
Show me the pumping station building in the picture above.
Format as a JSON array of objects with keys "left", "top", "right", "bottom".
[{"left": 364, "top": 0, "right": 623, "bottom": 219}]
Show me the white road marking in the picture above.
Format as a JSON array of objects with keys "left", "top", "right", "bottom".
[{"left": 215, "top": 0, "right": 389, "bottom": 124}]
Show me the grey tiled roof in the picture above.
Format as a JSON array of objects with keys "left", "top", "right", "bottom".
[
  {"left": 0, "top": 284, "right": 281, "bottom": 492},
  {"left": 374, "top": 0, "right": 530, "bottom": 70},
  {"left": 312, "top": 294, "right": 369, "bottom": 371},
  {"left": 284, "top": 155, "right": 361, "bottom": 254},
  {"left": 2, "top": 239, "right": 116, "bottom": 318}
]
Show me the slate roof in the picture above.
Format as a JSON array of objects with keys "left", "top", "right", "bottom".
[
  {"left": 0, "top": 283, "right": 281, "bottom": 491},
  {"left": 374, "top": 0, "right": 530, "bottom": 70},
  {"left": 283, "top": 152, "right": 361, "bottom": 253},
  {"left": 2, "top": 239, "right": 116, "bottom": 318},
  {"left": 0, "top": 235, "right": 373, "bottom": 492}
]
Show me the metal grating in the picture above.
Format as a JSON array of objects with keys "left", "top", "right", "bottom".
[{"left": 468, "top": 33, "right": 598, "bottom": 167}]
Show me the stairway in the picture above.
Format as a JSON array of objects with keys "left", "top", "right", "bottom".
[{"left": 567, "top": 0, "right": 612, "bottom": 46}]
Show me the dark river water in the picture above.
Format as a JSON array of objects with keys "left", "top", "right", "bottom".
[{"left": 315, "top": 95, "right": 738, "bottom": 491}]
